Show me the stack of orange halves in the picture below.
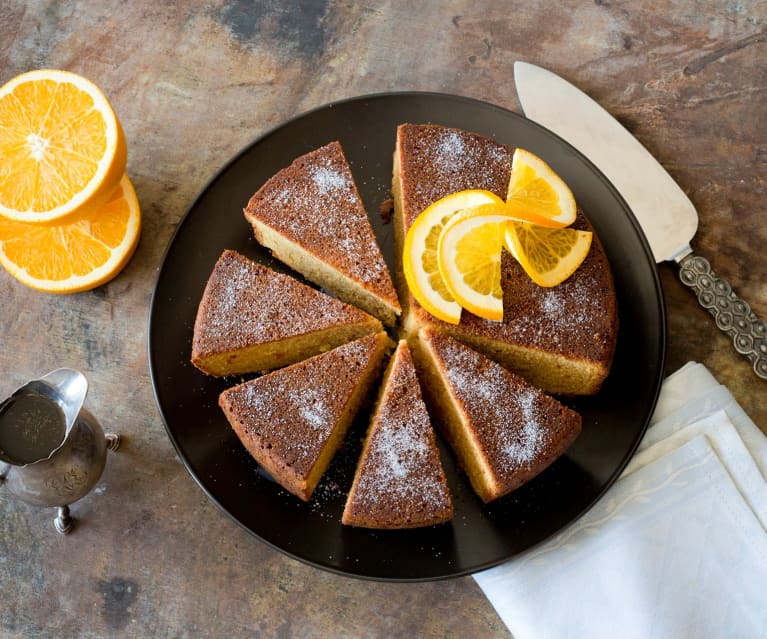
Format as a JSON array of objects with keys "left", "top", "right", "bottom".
[{"left": 0, "top": 70, "right": 140, "bottom": 293}]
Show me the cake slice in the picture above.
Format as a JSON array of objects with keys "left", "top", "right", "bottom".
[
  {"left": 412, "top": 327, "right": 582, "bottom": 503},
  {"left": 191, "top": 250, "right": 382, "bottom": 376},
  {"left": 218, "top": 332, "right": 392, "bottom": 501},
  {"left": 393, "top": 123, "right": 617, "bottom": 395},
  {"left": 244, "top": 141, "right": 401, "bottom": 326},
  {"left": 342, "top": 341, "right": 453, "bottom": 529}
]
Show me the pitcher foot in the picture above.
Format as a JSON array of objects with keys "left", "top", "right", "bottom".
[
  {"left": 105, "top": 433, "right": 121, "bottom": 452},
  {"left": 54, "top": 505, "right": 74, "bottom": 534}
]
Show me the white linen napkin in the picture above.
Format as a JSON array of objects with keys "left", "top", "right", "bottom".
[{"left": 474, "top": 362, "right": 767, "bottom": 639}]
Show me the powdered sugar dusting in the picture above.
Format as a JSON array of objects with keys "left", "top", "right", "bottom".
[
  {"left": 211, "top": 262, "right": 251, "bottom": 321},
  {"left": 195, "top": 251, "right": 365, "bottom": 351},
  {"left": 541, "top": 289, "right": 565, "bottom": 317},
  {"left": 235, "top": 378, "right": 332, "bottom": 470},
  {"left": 350, "top": 347, "right": 451, "bottom": 517},
  {"left": 377, "top": 425, "right": 429, "bottom": 479},
  {"left": 240, "top": 373, "right": 332, "bottom": 437},
  {"left": 537, "top": 277, "right": 595, "bottom": 329},
  {"left": 297, "top": 388, "right": 330, "bottom": 431},
  {"left": 400, "top": 124, "right": 513, "bottom": 226},
  {"left": 271, "top": 186, "right": 292, "bottom": 208},
  {"left": 440, "top": 337, "right": 508, "bottom": 411},
  {"left": 446, "top": 246, "right": 615, "bottom": 365},
  {"left": 246, "top": 142, "right": 395, "bottom": 293},
  {"left": 430, "top": 333, "right": 554, "bottom": 473},
  {"left": 222, "top": 335, "right": 380, "bottom": 473},
  {"left": 435, "top": 130, "right": 467, "bottom": 172},
  {"left": 311, "top": 165, "right": 348, "bottom": 195},
  {"left": 501, "top": 388, "right": 545, "bottom": 466},
  {"left": 506, "top": 268, "right": 609, "bottom": 353},
  {"left": 267, "top": 155, "right": 354, "bottom": 219}
]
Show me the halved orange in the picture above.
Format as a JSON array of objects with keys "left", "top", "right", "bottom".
[
  {"left": 403, "top": 189, "right": 503, "bottom": 324},
  {"left": 0, "top": 69, "right": 127, "bottom": 223},
  {"left": 506, "top": 148, "right": 576, "bottom": 227},
  {"left": 504, "top": 222, "right": 592, "bottom": 287},
  {"left": 0, "top": 174, "right": 141, "bottom": 293}
]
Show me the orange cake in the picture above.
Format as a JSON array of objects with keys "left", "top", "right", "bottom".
[
  {"left": 412, "top": 327, "right": 582, "bottom": 503},
  {"left": 218, "top": 332, "right": 392, "bottom": 501},
  {"left": 191, "top": 250, "right": 382, "bottom": 376},
  {"left": 244, "top": 141, "right": 401, "bottom": 326},
  {"left": 393, "top": 123, "right": 617, "bottom": 395},
  {"left": 342, "top": 341, "right": 453, "bottom": 529}
]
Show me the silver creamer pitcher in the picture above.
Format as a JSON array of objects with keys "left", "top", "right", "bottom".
[{"left": 0, "top": 368, "right": 120, "bottom": 534}]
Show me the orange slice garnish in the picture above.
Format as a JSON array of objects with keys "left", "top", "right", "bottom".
[
  {"left": 506, "top": 148, "right": 576, "bottom": 227},
  {"left": 437, "top": 209, "right": 511, "bottom": 321},
  {"left": 403, "top": 190, "right": 503, "bottom": 323},
  {"left": 504, "top": 222, "right": 592, "bottom": 287}
]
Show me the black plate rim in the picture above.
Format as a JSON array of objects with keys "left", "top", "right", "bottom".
[{"left": 147, "top": 90, "right": 666, "bottom": 582}]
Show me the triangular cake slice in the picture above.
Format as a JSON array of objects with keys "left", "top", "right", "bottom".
[
  {"left": 342, "top": 341, "right": 453, "bottom": 529},
  {"left": 244, "top": 141, "right": 401, "bottom": 326},
  {"left": 393, "top": 123, "right": 617, "bottom": 395},
  {"left": 191, "top": 250, "right": 382, "bottom": 376},
  {"left": 412, "top": 327, "right": 582, "bottom": 503},
  {"left": 219, "top": 332, "right": 392, "bottom": 501}
]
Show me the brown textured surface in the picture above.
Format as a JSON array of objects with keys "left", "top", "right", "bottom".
[
  {"left": 342, "top": 341, "right": 453, "bottom": 528},
  {"left": 0, "top": 2, "right": 764, "bottom": 637},
  {"left": 396, "top": 123, "right": 514, "bottom": 228},
  {"left": 191, "top": 249, "right": 380, "bottom": 374},
  {"left": 496, "top": 212, "right": 617, "bottom": 365},
  {"left": 244, "top": 141, "right": 401, "bottom": 313},
  {"left": 415, "top": 329, "right": 582, "bottom": 502},
  {"left": 219, "top": 332, "right": 389, "bottom": 501}
]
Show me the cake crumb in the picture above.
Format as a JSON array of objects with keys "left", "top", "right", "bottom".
[{"left": 379, "top": 198, "right": 394, "bottom": 224}]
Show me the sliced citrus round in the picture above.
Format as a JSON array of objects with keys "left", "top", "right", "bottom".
[
  {"left": 0, "top": 69, "right": 127, "bottom": 224},
  {"left": 506, "top": 148, "right": 576, "bottom": 227},
  {"left": 437, "top": 209, "right": 512, "bottom": 322},
  {"left": 0, "top": 174, "right": 141, "bottom": 293},
  {"left": 403, "top": 189, "right": 503, "bottom": 324},
  {"left": 504, "top": 222, "right": 592, "bottom": 287}
]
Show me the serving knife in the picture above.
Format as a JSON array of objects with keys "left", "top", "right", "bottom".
[{"left": 514, "top": 61, "right": 766, "bottom": 380}]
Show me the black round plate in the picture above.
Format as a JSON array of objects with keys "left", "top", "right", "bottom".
[{"left": 148, "top": 92, "right": 666, "bottom": 581}]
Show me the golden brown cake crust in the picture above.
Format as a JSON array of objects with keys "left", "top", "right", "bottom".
[
  {"left": 243, "top": 141, "right": 400, "bottom": 316},
  {"left": 431, "top": 212, "right": 618, "bottom": 365},
  {"left": 191, "top": 250, "right": 381, "bottom": 375},
  {"left": 218, "top": 332, "right": 390, "bottom": 501},
  {"left": 394, "top": 124, "right": 618, "bottom": 394},
  {"left": 396, "top": 123, "right": 513, "bottom": 228},
  {"left": 414, "top": 328, "right": 582, "bottom": 503},
  {"left": 342, "top": 341, "right": 453, "bottom": 529}
]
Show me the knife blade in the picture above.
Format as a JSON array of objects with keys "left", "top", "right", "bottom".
[{"left": 514, "top": 61, "right": 766, "bottom": 380}]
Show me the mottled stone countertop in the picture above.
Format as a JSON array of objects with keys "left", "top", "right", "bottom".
[{"left": 1, "top": 2, "right": 765, "bottom": 637}]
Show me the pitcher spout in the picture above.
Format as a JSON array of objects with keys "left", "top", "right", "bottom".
[
  {"left": 0, "top": 368, "right": 87, "bottom": 467},
  {"left": 35, "top": 368, "right": 88, "bottom": 432}
]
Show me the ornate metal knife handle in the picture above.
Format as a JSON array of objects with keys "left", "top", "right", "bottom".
[{"left": 678, "top": 253, "right": 767, "bottom": 380}]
